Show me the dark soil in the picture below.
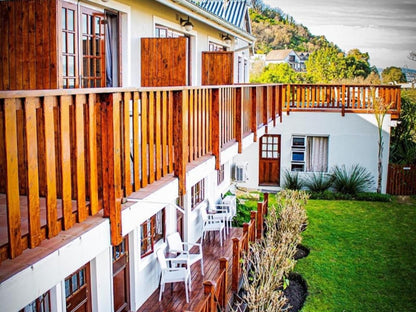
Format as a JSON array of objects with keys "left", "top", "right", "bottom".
[
  {"left": 283, "top": 273, "right": 308, "bottom": 312},
  {"left": 294, "top": 244, "right": 310, "bottom": 260}
]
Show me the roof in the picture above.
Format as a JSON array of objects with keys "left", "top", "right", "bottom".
[
  {"left": 198, "top": 0, "right": 251, "bottom": 31},
  {"left": 265, "top": 49, "right": 294, "bottom": 61}
]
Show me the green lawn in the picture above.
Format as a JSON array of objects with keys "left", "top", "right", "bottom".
[{"left": 296, "top": 197, "right": 416, "bottom": 312}]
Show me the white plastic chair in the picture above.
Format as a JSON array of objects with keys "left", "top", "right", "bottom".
[
  {"left": 201, "top": 206, "right": 225, "bottom": 246},
  {"left": 167, "top": 232, "right": 204, "bottom": 275},
  {"left": 156, "top": 248, "right": 191, "bottom": 302}
]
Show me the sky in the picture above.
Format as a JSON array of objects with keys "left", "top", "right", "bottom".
[{"left": 263, "top": 0, "right": 416, "bottom": 70}]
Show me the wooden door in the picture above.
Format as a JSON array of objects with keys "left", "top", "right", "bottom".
[
  {"left": 201, "top": 51, "right": 234, "bottom": 85},
  {"left": 141, "top": 37, "right": 187, "bottom": 87},
  {"left": 113, "top": 237, "right": 130, "bottom": 312},
  {"left": 259, "top": 135, "right": 281, "bottom": 186},
  {"left": 65, "top": 264, "right": 91, "bottom": 312}
]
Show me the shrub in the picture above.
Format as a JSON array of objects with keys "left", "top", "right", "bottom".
[
  {"left": 304, "top": 172, "right": 333, "bottom": 192},
  {"left": 355, "top": 192, "right": 392, "bottom": 202},
  {"left": 332, "top": 164, "right": 374, "bottom": 195},
  {"left": 282, "top": 169, "right": 304, "bottom": 190}
]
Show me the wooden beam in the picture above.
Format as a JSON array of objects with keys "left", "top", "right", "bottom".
[
  {"left": 4, "top": 98, "right": 22, "bottom": 258},
  {"left": 173, "top": 90, "right": 188, "bottom": 196},
  {"left": 123, "top": 92, "right": 132, "bottom": 196}
]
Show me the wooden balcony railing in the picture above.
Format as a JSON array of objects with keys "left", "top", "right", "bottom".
[
  {"left": 0, "top": 84, "right": 400, "bottom": 262},
  {"left": 283, "top": 84, "right": 401, "bottom": 118}
]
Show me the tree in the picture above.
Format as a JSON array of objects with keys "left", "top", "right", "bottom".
[
  {"left": 305, "top": 46, "right": 347, "bottom": 83},
  {"left": 371, "top": 89, "right": 393, "bottom": 193},
  {"left": 381, "top": 66, "right": 407, "bottom": 84},
  {"left": 253, "top": 63, "right": 300, "bottom": 83},
  {"left": 345, "top": 49, "right": 372, "bottom": 78}
]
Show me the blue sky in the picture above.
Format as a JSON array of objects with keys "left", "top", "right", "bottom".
[{"left": 263, "top": 0, "right": 416, "bottom": 70}]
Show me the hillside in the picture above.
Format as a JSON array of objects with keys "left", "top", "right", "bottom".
[{"left": 249, "top": 1, "right": 335, "bottom": 54}]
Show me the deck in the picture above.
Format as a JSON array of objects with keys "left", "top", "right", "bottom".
[{"left": 138, "top": 227, "right": 243, "bottom": 312}]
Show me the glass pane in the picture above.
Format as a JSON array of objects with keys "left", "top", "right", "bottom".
[
  {"left": 96, "top": 79, "right": 101, "bottom": 86},
  {"left": 65, "top": 279, "right": 71, "bottom": 297},
  {"left": 68, "top": 79, "right": 75, "bottom": 88},
  {"left": 90, "top": 59, "right": 95, "bottom": 76},
  {"left": 62, "top": 33, "right": 67, "bottom": 53},
  {"left": 82, "top": 14, "right": 87, "bottom": 34},
  {"left": 268, "top": 137, "right": 273, "bottom": 143},
  {"left": 82, "top": 37, "right": 87, "bottom": 55},
  {"left": 62, "top": 8, "right": 66, "bottom": 30},
  {"left": 62, "top": 56, "right": 67, "bottom": 76},
  {"left": 89, "top": 15, "right": 93, "bottom": 34},
  {"left": 293, "top": 137, "right": 305, "bottom": 147},
  {"left": 262, "top": 144, "right": 267, "bottom": 151},
  {"left": 292, "top": 152, "right": 304, "bottom": 162},
  {"left": 68, "top": 33, "right": 74, "bottom": 54},
  {"left": 273, "top": 152, "right": 278, "bottom": 158},
  {"left": 273, "top": 144, "right": 278, "bottom": 151},
  {"left": 268, "top": 151, "right": 272, "bottom": 158},
  {"left": 79, "top": 269, "right": 85, "bottom": 286},
  {"left": 95, "top": 38, "right": 100, "bottom": 56},
  {"left": 95, "top": 17, "right": 100, "bottom": 35},
  {"left": 274, "top": 137, "right": 278, "bottom": 143},
  {"left": 89, "top": 38, "right": 94, "bottom": 56},
  {"left": 63, "top": 79, "right": 67, "bottom": 88},
  {"left": 44, "top": 294, "right": 50, "bottom": 312},
  {"left": 68, "top": 10, "right": 74, "bottom": 31},
  {"left": 68, "top": 56, "right": 75, "bottom": 76},
  {"left": 71, "top": 274, "right": 78, "bottom": 292},
  {"left": 262, "top": 151, "right": 267, "bottom": 158}
]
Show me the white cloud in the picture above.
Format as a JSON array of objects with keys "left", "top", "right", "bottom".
[{"left": 262, "top": 0, "right": 416, "bottom": 69}]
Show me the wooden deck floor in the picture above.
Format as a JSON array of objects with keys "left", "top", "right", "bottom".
[{"left": 138, "top": 227, "right": 243, "bottom": 312}]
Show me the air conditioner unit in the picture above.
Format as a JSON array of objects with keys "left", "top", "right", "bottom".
[{"left": 234, "top": 162, "right": 248, "bottom": 182}]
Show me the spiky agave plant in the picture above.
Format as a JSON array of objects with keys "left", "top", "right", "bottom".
[
  {"left": 304, "top": 172, "right": 334, "bottom": 193},
  {"left": 282, "top": 169, "right": 304, "bottom": 190},
  {"left": 331, "top": 164, "right": 374, "bottom": 195}
]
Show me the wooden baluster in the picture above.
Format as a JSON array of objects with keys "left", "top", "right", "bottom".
[
  {"left": 201, "top": 89, "right": 206, "bottom": 156},
  {"left": 162, "top": 91, "right": 168, "bottom": 176},
  {"left": 59, "top": 96, "right": 73, "bottom": 230},
  {"left": 148, "top": 91, "right": 155, "bottom": 184},
  {"left": 236, "top": 87, "right": 243, "bottom": 153},
  {"left": 250, "top": 211, "right": 256, "bottom": 242},
  {"left": 133, "top": 92, "right": 140, "bottom": 190},
  {"left": 123, "top": 92, "right": 132, "bottom": 196},
  {"left": 198, "top": 88, "right": 203, "bottom": 157},
  {"left": 141, "top": 92, "right": 148, "bottom": 188},
  {"left": 25, "top": 98, "right": 41, "bottom": 247},
  {"left": 168, "top": 91, "right": 174, "bottom": 172},
  {"left": 155, "top": 91, "right": 162, "bottom": 181},
  {"left": 87, "top": 94, "right": 99, "bottom": 215},
  {"left": 75, "top": 95, "right": 87, "bottom": 222},
  {"left": 4, "top": 98, "right": 23, "bottom": 258},
  {"left": 251, "top": 87, "right": 258, "bottom": 140},
  {"left": 257, "top": 201, "right": 263, "bottom": 239},
  {"left": 189, "top": 89, "right": 194, "bottom": 162},
  {"left": 211, "top": 88, "right": 221, "bottom": 170}
]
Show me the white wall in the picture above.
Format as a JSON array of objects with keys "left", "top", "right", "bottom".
[
  {"left": 0, "top": 219, "right": 112, "bottom": 311},
  {"left": 235, "top": 112, "right": 392, "bottom": 193}
]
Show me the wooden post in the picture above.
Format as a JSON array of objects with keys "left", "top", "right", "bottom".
[
  {"left": 250, "top": 211, "right": 256, "bottom": 242},
  {"left": 101, "top": 93, "right": 123, "bottom": 246},
  {"left": 75, "top": 94, "right": 87, "bottom": 222},
  {"left": 203, "top": 280, "right": 216, "bottom": 312},
  {"left": 264, "top": 193, "right": 269, "bottom": 216},
  {"left": 211, "top": 88, "right": 221, "bottom": 170},
  {"left": 87, "top": 94, "right": 99, "bottom": 215},
  {"left": 219, "top": 257, "right": 229, "bottom": 308},
  {"left": 123, "top": 92, "right": 132, "bottom": 196},
  {"left": 173, "top": 90, "right": 189, "bottom": 196},
  {"left": 341, "top": 85, "right": 346, "bottom": 116},
  {"left": 257, "top": 201, "right": 263, "bottom": 240},
  {"left": 232, "top": 237, "right": 241, "bottom": 292}
]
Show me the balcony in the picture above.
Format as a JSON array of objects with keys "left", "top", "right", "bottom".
[{"left": 0, "top": 84, "right": 401, "bottom": 265}]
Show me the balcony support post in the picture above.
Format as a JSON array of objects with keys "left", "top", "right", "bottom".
[
  {"left": 235, "top": 87, "right": 243, "bottom": 154},
  {"left": 211, "top": 88, "right": 221, "bottom": 170}
]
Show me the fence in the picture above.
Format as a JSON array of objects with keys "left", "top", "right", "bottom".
[{"left": 387, "top": 164, "right": 416, "bottom": 195}]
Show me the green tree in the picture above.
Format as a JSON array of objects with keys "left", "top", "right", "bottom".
[
  {"left": 381, "top": 66, "right": 407, "bottom": 83},
  {"left": 252, "top": 63, "right": 300, "bottom": 83},
  {"left": 305, "top": 46, "right": 347, "bottom": 83},
  {"left": 390, "top": 89, "right": 416, "bottom": 164},
  {"left": 345, "top": 49, "right": 372, "bottom": 78}
]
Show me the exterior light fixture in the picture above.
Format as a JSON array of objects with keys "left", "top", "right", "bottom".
[
  {"left": 180, "top": 16, "right": 194, "bottom": 32},
  {"left": 222, "top": 34, "right": 232, "bottom": 45}
]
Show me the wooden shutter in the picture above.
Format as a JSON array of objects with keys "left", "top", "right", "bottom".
[
  {"left": 202, "top": 51, "right": 234, "bottom": 85},
  {"left": 141, "top": 37, "right": 187, "bottom": 87}
]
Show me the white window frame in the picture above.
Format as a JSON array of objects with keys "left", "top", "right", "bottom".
[{"left": 291, "top": 135, "right": 329, "bottom": 172}]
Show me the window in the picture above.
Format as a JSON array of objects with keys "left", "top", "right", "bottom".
[
  {"left": 209, "top": 41, "right": 226, "bottom": 51},
  {"left": 140, "top": 209, "right": 165, "bottom": 258},
  {"left": 291, "top": 136, "right": 328, "bottom": 172},
  {"left": 20, "top": 292, "right": 51, "bottom": 312},
  {"left": 217, "top": 164, "right": 225, "bottom": 185},
  {"left": 61, "top": 2, "right": 107, "bottom": 88},
  {"left": 261, "top": 135, "right": 280, "bottom": 159},
  {"left": 155, "top": 25, "right": 183, "bottom": 38},
  {"left": 191, "top": 179, "right": 205, "bottom": 209}
]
